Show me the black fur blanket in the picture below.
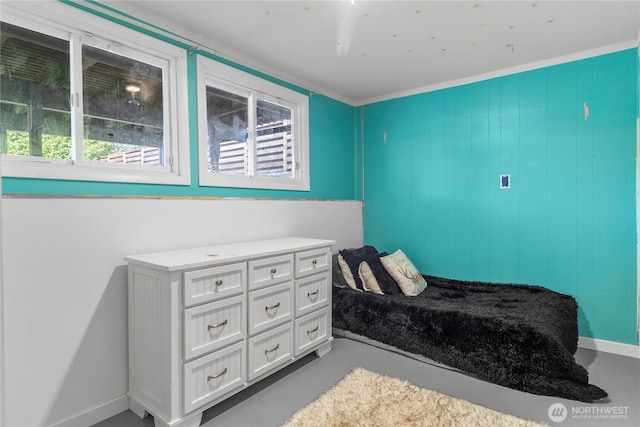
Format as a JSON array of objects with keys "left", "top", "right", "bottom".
[{"left": 332, "top": 275, "right": 607, "bottom": 402}]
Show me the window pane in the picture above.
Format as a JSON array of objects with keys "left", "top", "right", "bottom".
[
  {"left": 82, "top": 45, "right": 164, "bottom": 165},
  {"left": 256, "top": 99, "right": 293, "bottom": 178},
  {"left": 0, "top": 22, "right": 71, "bottom": 159},
  {"left": 206, "top": 86, "right": 248, "bottom": 174}
]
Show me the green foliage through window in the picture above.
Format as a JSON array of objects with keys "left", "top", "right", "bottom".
[{"left": 3, "top": 131, "right": 116, "bottom": 161}]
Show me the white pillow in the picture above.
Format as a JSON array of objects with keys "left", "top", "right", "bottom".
[
  {"left": 358, "top": 261, "right": 384, "bottom": 295},
  {"left": 338, "top": 254, "right": 359, "bottom": 290},
  {"left": 380, "top": 249, "right": 427, "bottom": 296}
]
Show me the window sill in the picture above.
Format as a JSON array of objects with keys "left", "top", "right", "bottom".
[
  {"left": 198, "top": 172, "right": 309, "bottom": 192},
  {"left": 1, "top": 156, "right": 191, "bottom": 186}
]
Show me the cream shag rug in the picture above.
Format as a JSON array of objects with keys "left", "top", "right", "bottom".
[{"left": 283, "top": 368, "right": 548, "bottom": 427}]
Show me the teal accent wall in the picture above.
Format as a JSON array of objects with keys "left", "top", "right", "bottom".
[
  {"left": 309, "top": 95, "right": 362, "bottom": 200},
  {"left": 363, "top": 49, "right": 638, "bottom": 344},
  {"left": 1, "top": 2, "right": 360, "bottom": 201}
]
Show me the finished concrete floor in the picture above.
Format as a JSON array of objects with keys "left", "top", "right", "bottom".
[{"left": 94, "top": 336, "right": 639, "bottom": 427}]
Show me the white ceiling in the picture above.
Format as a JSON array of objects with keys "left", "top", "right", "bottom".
[{"left": 104, "top": 1, "right": 639, "bottom": 105}]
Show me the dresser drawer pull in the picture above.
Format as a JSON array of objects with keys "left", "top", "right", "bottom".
[
  {"left": 307, "top": 326, "right": 319, "bottom": 334},
  {"left": 312, "top": 259, "right": 317, "bottom": 267},
  {"left": 215, "top": 279, "right": 223, "bottom": 286},
  {"left": 207, "top": 319, "right": 228, "bottom": 330},
  {"left": 207, "top": 367, "right": 227, "bottom": 380},
  {"left": 265, "top": 302, "right": 280, "bottom": 311},
  {"left": 307, "top": 290, "right": 319, "bottom": 298},
  {"left": 270, "top": 268, "right": 277, "bottom": 275},
  {"left": 264, "top": 344, "right": 280, "bottom": 354}
]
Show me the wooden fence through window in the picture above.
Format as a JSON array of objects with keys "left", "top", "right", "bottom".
[
  {"left": 98, "top": 145, "right": 161, "bottom": 165},
  {"left": 97, "top": 121, "right": 292, "bottom": 175}
]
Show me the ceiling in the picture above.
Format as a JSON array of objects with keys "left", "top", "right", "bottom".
[{"left": 104, "top": 1, "right": 639, "bottom": 105}]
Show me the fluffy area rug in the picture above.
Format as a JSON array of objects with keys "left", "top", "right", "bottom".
[{"left": 283, "top": 368, "right": 547, "bottom": 427}]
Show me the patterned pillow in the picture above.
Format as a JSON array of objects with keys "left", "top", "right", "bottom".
[
  {"left": 358, "top": 252, "right": 402, "bottom": 295},
  {"left": 380, "top": 249, "right": 428, "bottom": 296}
]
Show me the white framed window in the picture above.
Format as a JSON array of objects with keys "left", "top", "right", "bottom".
[
  {"left": 196, "top": 55, "right": 309, "bottom": 191},
  {"left": 0, "top": 2, "right": 190, "bottom": 185}
]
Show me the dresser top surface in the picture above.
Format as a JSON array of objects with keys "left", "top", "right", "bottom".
[{"left": 125, "top": 237, "right": 335, "bottom": 271}]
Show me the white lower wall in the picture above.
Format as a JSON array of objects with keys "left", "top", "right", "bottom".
[{"left": 1, "top": 197, "right": 363, "bottom": 427}]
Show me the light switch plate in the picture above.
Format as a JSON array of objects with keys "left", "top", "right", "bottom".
[{"left": 500, "top": 174, "right": 510, "bottom": 189}]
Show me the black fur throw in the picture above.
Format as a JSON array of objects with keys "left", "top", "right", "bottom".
[{"left": 332, "top": 275, "right": 608, "bottom": 402}]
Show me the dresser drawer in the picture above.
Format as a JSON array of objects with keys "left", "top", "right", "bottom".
[
  {"left": 248, "top": 281, "right": 293, "bottom": 335},
  {"left": 184, "top": 262, "right": 246, "bottom": 307},
  {"left": 248, "top": 323, "right": 293, "bottom": 381},
  {"left": 295, "top": 247, "right": 331, "bottom": 278},
  {"left": 183, "top": 341, "right": 246, "bottom": 413},
  {"left": 248, "top": 254, "right": 293, "bottom": 291},
  {"left": 294, "top": 307, "right": 331, "bottom": 357},
  {"left": 295, "top": 271, "right": 330, "bottom": 317},
  {"left": 184, "top": 295, "right": 246, "bottom": 360}
]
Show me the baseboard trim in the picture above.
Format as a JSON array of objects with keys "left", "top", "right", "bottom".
[
  {"left": 578, "top": 337, "right": 640, "bottom": 359},
  {"left": 52, "top": 395, "right": 129, "bottom": 427}
]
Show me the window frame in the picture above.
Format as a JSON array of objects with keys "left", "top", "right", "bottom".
[
  {"left": 0, "top": 2, "right": 191, "bottom": 186},
  {"left": 196, "top": 55, "right": 310, "bottom": 191}
]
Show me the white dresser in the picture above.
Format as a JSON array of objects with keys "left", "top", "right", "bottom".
[{"left": 125, "top": 237, "right": 335, "bottom": 427}]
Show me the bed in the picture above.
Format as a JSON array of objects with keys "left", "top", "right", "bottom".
[{"left": 331, "top": 248, "right": 608, "bottom": 403}]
